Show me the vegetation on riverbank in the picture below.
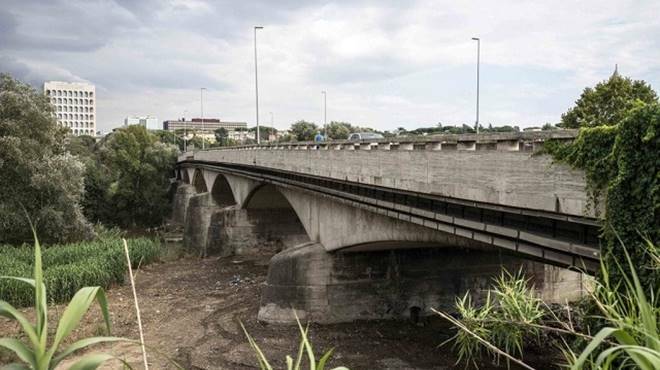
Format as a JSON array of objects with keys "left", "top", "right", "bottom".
[
  {"left": 0, "top": 236, "right": 159, "bottom": 307},
  {"left": 544, "top": 72, "right": 659, "bottom": 289},
  {"left": 440, "top": 240, "right": 659, "bottom": 369}
]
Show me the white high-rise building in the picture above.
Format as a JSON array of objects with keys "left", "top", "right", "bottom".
[{"left": 43, "top": 81, "right": 96, "bottom": 136}]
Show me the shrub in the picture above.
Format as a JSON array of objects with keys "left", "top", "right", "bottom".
[{"left": 0, "top": 237, "right": 160, "bottom": 307}]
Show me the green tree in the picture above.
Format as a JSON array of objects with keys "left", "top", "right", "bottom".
[
  {"left": 0, "top": 74, "right": 92, "bottom": 244},
  {"left": 85, "top": 125, "right": 178, "bottom": 228},
  {"left": 325, "top": 121, "right": 354, "bottom": 140},
  {"left": 560, "top": 71, "right": 658, "bottom": 128},
  {"left": 249, "top": 126, "right": 277, "bottom": 142},
  {"left": 289, "top": 120, "right": 318, "bottom": 141},
  {"left": 214, "top": 127, "right": 229, "bottom": 145}
]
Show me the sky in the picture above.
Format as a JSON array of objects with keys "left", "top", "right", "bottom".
[{"left": 1, "top": 0, "right": 659, "bottom": 133}]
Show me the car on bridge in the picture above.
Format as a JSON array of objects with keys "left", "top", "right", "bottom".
[{"left": 347, "top": 132, "right": 384, "bottom": 141}]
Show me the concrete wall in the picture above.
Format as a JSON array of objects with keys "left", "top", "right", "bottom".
[
  {"left": 183, "top": 193, "right": 222, "bottom": 257},
  {"left": 259, "top": 243, "right": 588, "bottom": 324},
  {"left": 193, "top": 147, "right": 591, "bottom": 217},
  {"left": 171, "top": 183, "right": 195, "bottom": 225},
  {"left": 206, "top": 207, "right": 310, "bottom": 256}
]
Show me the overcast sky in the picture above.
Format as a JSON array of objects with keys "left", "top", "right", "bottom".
[{"left": 2, "top": 0, "right": 659, "bottom": 132}]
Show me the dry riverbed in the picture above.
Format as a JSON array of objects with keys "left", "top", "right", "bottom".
[{"left": 1, "top": 252, "right": 552, "bottom": 369}]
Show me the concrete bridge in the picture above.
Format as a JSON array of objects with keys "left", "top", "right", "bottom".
[{"left": 173, "top": 130, "right": 601, "bottom": 324}]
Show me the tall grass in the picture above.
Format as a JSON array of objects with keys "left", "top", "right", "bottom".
[
  {"left": 0, "top": 231, "right": 133, "bottom": 369},
  {"left": 437, "top": 240, "right": 660, "bottom": 370},
  {"left": 241, "top": 314, "right": 350, "bottom": 370},
  {"left": 0, "top": 237, "right": 159, "bottom": 307}
]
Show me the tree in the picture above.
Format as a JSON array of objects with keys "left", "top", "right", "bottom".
[
  {"left": 289, "top": 120, "right": 318, "bottom": 141},
  {"left": 249, "top": 126, "right": 277, "bottom": 142},
  {"left": 560, "top": 71, "right": 658, "bottom": 128},
  {"left": 0, "top": 74, "right": 92, "bottom": 244},
  {"left": 214, "top": 127, "right": 229, "bottom": 145},
  {"left": 325, "top": 121, "right": 355, "bottom": 140},
  {"left": 83, "top": 125, "right": 178, "bottom": 228}
]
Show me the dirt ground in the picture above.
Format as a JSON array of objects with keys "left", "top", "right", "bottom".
[{"left": 1, "top": 251, "right": 556, "bottom": 369}]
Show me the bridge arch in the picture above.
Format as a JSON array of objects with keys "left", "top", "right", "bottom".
[
  {"left": 182, "top": 169, "right": 191, "bottom": 184},
  {"left": 210, "top": 173, "right": 237, "bottom": 207},
  {"left": 192, "top": 169, "right": 207, "bottom": 193}
]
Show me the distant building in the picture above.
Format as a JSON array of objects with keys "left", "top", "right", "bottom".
[
  {"left": 163, "top": 118, "right": 247, "bottom": 133},
  {"left": 124, "top": 115, "right": 159, "bottom": 130},
  {"left": 44, "top": 81, "right": 96, "bottom": 136}
]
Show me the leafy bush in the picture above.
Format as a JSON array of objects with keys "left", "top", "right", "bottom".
[
  {"left": 0, "top": 237, "right": 159, "bottom": 307},
  {"left": 0, "top": 74, "right": 93, "bottom": 245},
  {"left": 545, "top": 103, "right": 659, "bottom": 290}
]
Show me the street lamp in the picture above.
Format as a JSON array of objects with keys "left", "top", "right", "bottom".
[
  {"left": 200, "top": 87, "right": 206, "bottom": 149},
  {"left": 254, "top": 26, "right": 264, "bottom": 144},
  {"left": 183, "top": 109, "right": 188, "bottom": 152},
  {"left": 321, "top": 90, "right": 327, "bottom": 139},
  {"left": 471, "top": 37, "right": 480, "bottom": 134}
]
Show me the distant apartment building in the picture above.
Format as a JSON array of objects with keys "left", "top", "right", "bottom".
[
  {"left": 44, "top": 81, "right": 96, "bottom": 136},
  {"left": 124, "top": 115, "right": 159, "bottom": 130},
  {"left": 163, "top": 118, "right": 247, "bottom": 133}
]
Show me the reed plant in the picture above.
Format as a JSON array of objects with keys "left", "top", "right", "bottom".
[
  {"left": 0, "top": 230, "right": 132, "bottom": 369},
  {"left": 437, "top": 240, "right": 660, "bottom": 369},
  {"left": 241, "top": 314, "right": 349, "bottom": 370}
]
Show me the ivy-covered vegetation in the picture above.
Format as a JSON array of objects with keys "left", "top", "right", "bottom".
[
  {"left": 545, "top": 73, "right": 659, "bottom": 289},
  {"left": 0, "top": 237, "right": 159, "bottom": 307}
]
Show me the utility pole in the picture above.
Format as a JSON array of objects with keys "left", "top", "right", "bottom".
[
  {"left": 183, "top": 109, "right": 188, "bottom": 152},
  {"left": 472, "top": 37, "right": 480, "bottom": 134},
  {"left": 254, "top": 26, "right": 264, "bottom": 144}
]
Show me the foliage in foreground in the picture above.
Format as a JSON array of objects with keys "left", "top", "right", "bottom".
[
  {"left": 0, "top": 74, "right": 93, "bottom": 245},
  {"left": 0, "top": 237, "right": 159, "bottom": 307},
  {"left": 241, "top": 315, "right": 349, "bottom": 370},
  {"left": 443, "top": 271, "right": 544, "bottom": 368},
  {"left": 0, "top": 232, "right": 131, "bottom": 369},
  {"left": 438, "top": 241, "right": 660, "bottom": 369}
]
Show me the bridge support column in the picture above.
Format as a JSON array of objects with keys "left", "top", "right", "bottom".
[
  {"left": 183, "top": 193, "right": 222, "bottom": 256},
  {"left": 258, "top": 244, "right": 588, "bottom": 324},
  {"left": 171, "top": 182, "right": 195, "bottom": 225},
  {"left": 206, "top": 207, "right": 309, "bottom": 257}
]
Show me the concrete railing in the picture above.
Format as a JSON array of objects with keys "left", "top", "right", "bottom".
[{"left": 179, "top": 130, "right": 577, "bottom": 161}]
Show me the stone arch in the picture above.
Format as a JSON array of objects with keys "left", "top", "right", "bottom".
[
  {"left": 210, "top": 173, "right": 237, "bottom": 207},
  {"left": 192, "top": 169, "right": 207, "bottom": 193},
  {"left": 182, "top": 169, "right": 191, "bottom": 184}
]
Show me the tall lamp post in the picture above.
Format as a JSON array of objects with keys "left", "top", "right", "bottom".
[
  {"left": 471, "top": 37, "right": 480, "bottom": 134},
  {"left": 183, "top": 109, "right": 188, "bottom": 152},
  {"left": 254, "top": 26, "right": 264, "bottom": 144},
  {"left": 321, "top": 90, "right": 327, "bottom": 139},
  {"left": 200, "top": 87, "right": 206, "bottom": 149}
]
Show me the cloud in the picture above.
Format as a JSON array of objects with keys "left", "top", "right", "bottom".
[{"left": 1, "top": 0, "right": 659, "bottom": 131}]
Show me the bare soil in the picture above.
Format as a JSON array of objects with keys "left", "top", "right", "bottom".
[{"left": 1, "top": 251, "right": 556, "bottom": 369}]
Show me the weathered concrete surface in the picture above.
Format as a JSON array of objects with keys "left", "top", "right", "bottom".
[
  {"left": 193, "top": 145, "right": 591, "bottom": 217},
  {"left": 183, "top": 193, "right": 222, "bottom": 256},
  {"left": 279, "top": 187, "right": 485, "bottom": 252},
  {"left": 206, "top": 207, "right": 310, "bottom": 256},
  {"left": 258, "top": 243, "right": 588, "bottom": 324},
  {"left": 171, "top": 183, "right": 195, "bottom": 225}
]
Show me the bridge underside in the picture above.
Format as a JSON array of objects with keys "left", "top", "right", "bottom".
[{"left": 173, "top": 162, "right": 598, "bottom": 324}]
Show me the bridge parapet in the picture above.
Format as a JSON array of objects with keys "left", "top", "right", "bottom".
[{"left": 179, "top": 130, "right": 577, "bottom": 161}]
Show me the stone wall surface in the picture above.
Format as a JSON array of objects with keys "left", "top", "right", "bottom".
[{"left": 171, "top": 183, "right": 195, "bottom": 225}]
